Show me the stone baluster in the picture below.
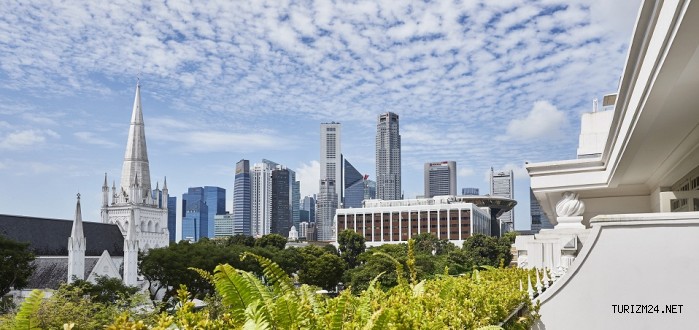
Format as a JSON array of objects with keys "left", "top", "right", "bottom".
[
  {"left": 527, "top": 274, "right": 534, "bottom": 300},
  {"left": 543, "top": 267, "right": 550, "bottom": 289},
  {"left": 535, "top": 268, "right": 543, "bottom": 294}
]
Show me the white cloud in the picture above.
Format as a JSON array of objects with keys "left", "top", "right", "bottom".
[
  {"left": 74, "top": 132, "right": 119, "bottom": 148},
  {"left": 0, "top": 129, "right": 59, "bottom": 150},
  {"left": 458, "top": 167, "right": 474, "bottom": 177},
  {"left": 295, "top": 160, "right": 320, "bottom": 197},
  {"left": 504, "top": 101, "right": 568, "bottom": 141}
]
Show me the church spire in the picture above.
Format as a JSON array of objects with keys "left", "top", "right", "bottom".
[
  {"left": 71, "top": 193, "right": 84, "bottom": 239},
  {"left": 120, "top": 82, "right": 151, "bottom": 196},
  {"left": 68, "top": 193, "right": 86, "bottom": 283}
]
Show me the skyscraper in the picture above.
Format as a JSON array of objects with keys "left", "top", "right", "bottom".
[
  {"left": 490, "top": 168, "right": 514, "bottom": 232},
  {"left": 233, "top": 160, "right": 252, "bottom": 236},
  {"left": 181, "top": 186, "right": 225, "bottom": 241},
  {"left": 530, "top": 188, "right": 554, "bottom": 233},
  {"left": 251, "top": 162, "right": 273, "bottom": 237},
  {"left": 290, "top": 171, "right": 300, "bottom": 230},
  {"left": 343, "top": 159, "right": 366, "bottom": 208},
  {"left": 424, "top": 161, "right": 457, "bottom": 197},
  {"left": 316, "top": 179, "right": 338, "bottom": 241},
  {"left": 301, "top": 195, "right": 316, "bottom": 223},
  {"left": 320, "top": 122, "right": 343, "bottom": 205},
  {"left": 167, "top": 196, "right": 177, "bottom": 242},
  {"left": 271, "top": 167, "right": 292, "bottom": 237},
  {"left": 376, "top": 112, "right": 401, "bottom": 200},
  {"left": 462, "top": 187, "right": 480, "bottom": 195}
]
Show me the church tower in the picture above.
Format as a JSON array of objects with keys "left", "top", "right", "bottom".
[
  {"left": 68, "top": 193, "right": 86, "bottom": 283},
  {"left": 101, "top": 82, "right": 169, "bottom": 251}
]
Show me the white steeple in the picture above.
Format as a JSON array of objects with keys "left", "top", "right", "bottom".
[
  {"left": 68, "top": 193, "right": 86, "bottom": 283},
  {"left": 120, "top": 82, "right": 151, "bottom": 199},
  {"left": 123, "top": 209, "right": 139, "bottom": 286}
]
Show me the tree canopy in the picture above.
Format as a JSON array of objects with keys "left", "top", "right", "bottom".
[{"left": 0, "top": 235, "right": 35, "bottom": 296}]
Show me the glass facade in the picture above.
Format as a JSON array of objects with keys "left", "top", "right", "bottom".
[
  {"left": 182, "top": 186, "right": 226, "bottom": 241},
  {"left": 233, "top": 160, "right": 252, "bottom": 236},
  {"left": 167, "top": 196, "right": 177, "bottom": 242},
  {"left": 271, "top": 168, "right": 292, "bottom": 237}
]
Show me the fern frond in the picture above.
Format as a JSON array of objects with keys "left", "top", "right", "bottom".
[
  {"left": 189, "top": 267, "right": 215, "bottom": 285},
  {"left": 273, "top": 292, "right": 301, "bottom": 330},
  {"left": 243, "top": 300, "right": 271, "bottom": 330},
  {"left": 412, "top": 280, "right": 425, "bottom": 297},
  {"left": 241, "top": 252, "right": 295, "bottom": 295},
  {"left": 212, "top": 264, "right": 254, "bottom": 325},
  {"left": 373, "top": 251, "right": 405, "bottom": 286},
  {"left": 14, "top": 289, "right": 44, "bottom": 330},
  {"left": 329, "top": 290, "right": 351, "bottom": 330}
]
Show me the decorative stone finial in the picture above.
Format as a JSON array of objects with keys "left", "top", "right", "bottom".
[{"left": 555, "top": 192, "right": 585, "bottom": 217}]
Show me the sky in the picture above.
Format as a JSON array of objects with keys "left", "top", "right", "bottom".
[{"left": 0, "top": 0, "right": 642, "bottom": 235}]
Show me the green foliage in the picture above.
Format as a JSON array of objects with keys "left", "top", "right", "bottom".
[
  {"left": 0, "top": 235, "right": 36, "bottom": 297},
  {"left": 254, "top": 234, "right": 287, "bottom": 250},
  {"left": 66, "top": 276, "right": 139, "bottom": 304},
  {"left": 298, "top": 248, "right": 346, "bottom": 290},
  {"left": 337, "top": 230, "right": 366, "bottom": 269},
  {"left": 462, "top": 234, "right": 513, "bottom": 268},
  {"left": 13, "top": 289, "right": 43, "bottom": 330},
  {"left": 226, "top": 234, "right": 256, "bottom": 247}
]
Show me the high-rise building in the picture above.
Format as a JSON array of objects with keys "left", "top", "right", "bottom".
[
  {"left": 271, "top": 167, "right": 292, "bottom": 238},
  {"left": 376, "top": 112, "right": 401, "bottom": 200},
  {"left": 214, "top": 213, "right": 235, "bottom": 238},
  {"left": 301, "top": 195, "right": 316, "bottom": 223},
  {"left": 424, "top": 161, "right": 457, "bottom": 198},
  {"left": 233, "top": 160, "right": 252, "bottom": 236},
  {"left": 290, "top": 172, "right": 300, "bottom": 230},
  {"left": 316, "top": 179, "right": 338, "bottom": 241},
  {"left": 251, "top": 162, "right": 273, "bottom": 237},
  {"left": 490, "top": 168, "right": 514, "bottom": 232},
  {"left": 167, "top": 196, "right": 177, "bottom": 242},
  {"left": 320, "top": 122, "right": 343, "bottom": 205},
  {"left": 364, "top": 179, "right": 376, "bottom": 201},
  {"left": 462, "top": 188, "right": 480, "bottom": 195},
  {"left": 101, "top": 83, "right": 169, "bottom": 251},
  {"left": 344, "top": 159, "right": 366, "bottom": 208},
  {"left": 181, "top": 186, "right": 225, "bottom": 241},
  {"left": 530, "top": 188, "right": 554, "bottom": 233},
  {"left": 299, "top": 221, "right": 309, "bottom": 239}
]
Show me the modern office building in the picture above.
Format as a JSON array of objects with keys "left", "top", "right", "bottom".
[
  {"left": 299, "top": 221, "right": 309, "bottom": 239},
  {"left": 424, "top": 161, "right": 457, "bottom": 198},
  {"left": 251, "top": 162, "right": 273, "bottom": 237},
  {"left": 167, "top": 196, "right": 177, "bottom": 242},
  {"left": 490, "top": 168, "right": 514, "bottom": 232},
  {"left": 271, "top": 167, "right": 292, "bottom": 238},
  {"left": 344, "top": 159, "right": 366, "bottom": 208},
  {"left": 290, "top": 172, "right": 300, "bottom": 230},
  {"left": 529, "top": 188, "right": 554, "bottom": 233},
  {"left": 462, "top": 188, "right": 480, "bottom": 195},
  {"left": 181, "top": 186, "right": 225, "bottom": 241},
  {"left": 301, "top": 195, "right": 316, "bottom": 223},
  {"left": 233, "top": 159, "right": 252, "bottom": 236},
  {"left": 335, "top": 196, "right": 492, "bottom": 247},
  {"left": 376, "top": 112, "right": 401, "bottom": 200},
  {"left": 214, "top": 213, "right": 235, "bottom": 238},
  {"left": 316, "top": 179, "right": 338, "bottom": 241},
  {"left": 320, "top": 122, "right": 343, "bottom": 205}
]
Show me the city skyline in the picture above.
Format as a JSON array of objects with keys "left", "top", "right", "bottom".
[{"left": 0, "top": 1, "right": 642, "bottom": 231}]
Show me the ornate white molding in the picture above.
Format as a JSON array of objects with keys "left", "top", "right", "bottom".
[{"left": 555, "top": 192, "right": 586, "bottom": 217}]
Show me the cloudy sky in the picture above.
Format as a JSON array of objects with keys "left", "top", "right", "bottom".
[{"left": 0, "top": 0, "right": 641, "bottom": 233}]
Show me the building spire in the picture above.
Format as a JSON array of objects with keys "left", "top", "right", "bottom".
[
  {"left": 71, "top": 193, "right": 84, "bottom": 238},
  {"left": 127, "top": 209, "right": 137, "bottom": 240},
  {"left": 120, "top": 82, "right": 151, "bottom": 196}
]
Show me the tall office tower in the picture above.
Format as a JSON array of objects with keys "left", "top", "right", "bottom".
[
  {"left": 462, "top": 187, "right": 480, "bottom": 195},
  {"left": 490, "top": 168, "right": 515, "bottom": 232},
  {"left": 290, "top": 172, "right": 300, "bottom": 230},
  {"left": 316, "top": 179, "right": 338, "bottom": 241},
  {"left": 181, "top": 186, "right": 225, "bottom": 241},
  {"left": 299, "top": 221, "right": 309, "bottom": 239},
  {"left": 424, "top": 161, "right": 457, "bottom": 197},
  {"left": 376, "top": 112, "right": 401, "bottom": 200},
  {"left": 320, "top": 122, "right": 343, "bottom": 205},
  {"left": 233, "top": 160, "right": 252, "bottom": 236},
  {"left": 301, "top": 195, "right": 316, "bottom": 223},
  {"left": 343, "top": 159, "right": 366, "bottom": 208},
  {"left": 204, "top": 186, "right": 226, "bottom": 238},
  {"left": 364, "top": 179, "right": 376, "bottom": 201},
  {"left": 167, "top": 196, "right": 177, "bottom": 242},
  {"left": 271, "top": 167, "right": 292, "bottom": 237},
  {"left": 530, "top": 188, "right": 554, "bottom": 233},
  {"left": 182, "top": 188, "right": 207, "bottom": 242},
  {"left": 251, "top": 162, "right": 273, "bottom": 237}
]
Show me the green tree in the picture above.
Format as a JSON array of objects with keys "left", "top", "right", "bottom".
[
  {"left": 297, "top": 246, "right": 346, "bottom": 290},
  {"left": 66, "top": 275, "right": 139, "bottom": 304},
  {"left": 254, "top": 234, "right": 288, "bottom": 250},
  {"left": 462, "top": 234, "right": 513, "bottom": 268},
  {"left": 226, "top": 234, "right": 255, "bottom": 247},
  {"left": 0, "top": 235, "right": 35, "bottom": 296},
  {"left": 337, "top": 229, "right": 366, "bottom": 269}
]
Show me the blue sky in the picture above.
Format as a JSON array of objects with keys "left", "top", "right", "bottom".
[{"left": 0, "top": 0, "right": 641, "bottom": 233}]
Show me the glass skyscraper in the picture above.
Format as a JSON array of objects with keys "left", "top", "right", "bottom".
[
  {"left": 344, "top": 159, "right": 366, "bottom": 208},
  {"left": 271, "top": 167, "right": 292, "bottom": 237},
  {"left": 182, "top": 186, "right": 226, "bottom": 241},
  {"left": 376, "top": 112, "right": 401, "bottom": 200},
  {"left": 233, "top": 160, "right": 252, "bottom": 236},
  {"left": 167, "top": 196, "right": 177, "bottom": 242}
]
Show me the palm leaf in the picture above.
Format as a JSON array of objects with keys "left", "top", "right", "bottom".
[{"left": 14, "top": 289, "right": 44, "bottom": 330}]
